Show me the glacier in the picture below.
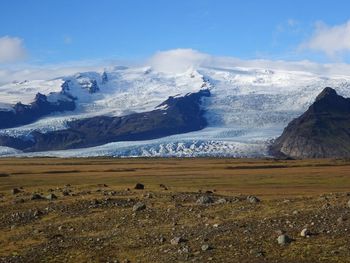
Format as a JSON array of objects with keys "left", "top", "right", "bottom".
[{"left": 0, "top": 64, "right": 350, "bottom": 157}]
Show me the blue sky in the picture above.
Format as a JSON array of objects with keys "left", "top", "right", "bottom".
[{"left": 1, "top": 0, "right": 350, "bottom": 65}]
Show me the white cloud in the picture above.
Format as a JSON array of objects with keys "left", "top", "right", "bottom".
[
  {"left": 148, "top": 49, "right": 210, "bottom": 73},
  {"left": 0, "top": 65, "right": 102, "bottom": 85},
  {"left": 0, "top": 36, "right": 27, "bottom": 63},
  {"left": 148, "top": 49, "right": 350, "bottom": 77},
  {"left": 0, "top": 58, "right": 134, "bottom": 85},
  {"left": 2, "top": 49, "right": 350, "bottom": 85},
  {"left": 300, "top": 20, "right": 350, "bottom": 58}
]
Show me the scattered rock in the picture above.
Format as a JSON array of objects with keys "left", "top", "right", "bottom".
[
  {"left": 11, "top": 188, "right": 21, "bottom": 195},
  {"left": 144, "top": 193, "right": 153, "bottom": 199},
  {"left": 196, "top": 195, "right": 213, "bottom": 205},
  {"left": 170, "top": 237, "right": 185, "bottom": 245},
  {"left": 133, "top": 202, "right": 146, "bottom": 212},
  {"left": 337, "top": 216, "right": 346, "bottom": 224},
  {"left": 33, "top": 210, "right": 43, "bottom": 217},
  {"left": 62, "top": 189, "right": 70, "bottom": 196},
  {"left": 247, "top": 195, "right": 260, "bottom": 203},
  {"left": 134, "top": 183, "right": 144, "bottom": 190},
  {"left": 31, "top": 194, "right": 43, "bottom": 200},
  {"left": 45, "top": 193, "right": 57, "bottom": 201},
  {"left": 90, "top": 199, "right": 102, "bottom": 206},
  {"left": 201, "top": 244, "right": 212, "bottom": 251},
  {"left": 277, "top": 234, "right": 291, "bottom": 245},
  {"left": 323, "top": 203, "right": 331, "bottom": 209},
  {"left": 300, "top": 228, "right": 311, "bottom": 237},
  {"left": 159, "top": 184, "right": 168, "bottom": 190},
  {"left": 347, "top": 200, "right": 350, "bottom": 208},
  {"left": 216, "top": 198, "right": 227, "bottom": 204}
]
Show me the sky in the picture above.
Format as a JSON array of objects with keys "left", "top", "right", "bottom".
[{"left": 1, "top": 0, "right": 350, "bottom": 79}]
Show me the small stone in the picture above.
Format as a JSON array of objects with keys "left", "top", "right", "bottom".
[
  {"left": 216, "top": 198, "right": 227, "bottom": 204},
  {"left": 134, "top": 183, "right": 144, "bottom": 190},
  {"left": 196, "top": 195, "right": 213, "bottom": 205},
  {"left": 277, "top": 234, "right": 291, "bottom": 245},
  {"left": 31, "top": 193, "right": 42, "bottom": 200},
  {"left": 337, "top": 216, "right": 346, "bottom": 224},
  {"left": 46, "top": 193, "right": 57, "bottom": 201},
  {"left": 170, "top": 237, "right": 185, "bottom": 245},
  {"left": 144, "top": 193, "right": 153, "bottom": 199},
  {"left": 11, "top": 188, "right": 21, "bottom": 195},
  {"left": 159, "top": 184, "right": 168, "bottom": 190},
  {"left": 133, "top": 202, "right": 146, "bottom": 212},
  {"left": 322, "top": 203, "right": 331, "bottom": 209},
  {"left": 201, "top": 244, "right": 211, "bottom": 251},
  {"left": 247, "top": 195, "right": 260, "bottom": 203},
  {"left": 347, "top": 200, "right": 350, "bottom": 208},
  {"left": 300, "top": 228, "right": 311, "bottom": 237},
  {"left": 33, "top": 210, "right": 43, "bottom": 217}
]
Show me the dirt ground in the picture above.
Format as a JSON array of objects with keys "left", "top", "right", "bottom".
[{"left": 0, "top": 158, "right": 350, "bottom": 262}]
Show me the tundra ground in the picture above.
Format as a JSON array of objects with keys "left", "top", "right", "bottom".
[{"left": 0, "top": 158, "right": 350, "bottom": 263}]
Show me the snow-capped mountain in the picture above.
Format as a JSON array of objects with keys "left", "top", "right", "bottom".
[{"left": 1, "top": 65, "right": 350, "bottom": 157}]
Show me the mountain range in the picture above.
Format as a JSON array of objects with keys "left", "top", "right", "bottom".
[{"left": 0, "top": 65, "right": 350, "bottom": 157}]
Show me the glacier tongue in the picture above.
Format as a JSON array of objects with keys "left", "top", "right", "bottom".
[{"left": 1, "top": 65, "right": 350, "bottom": 157}]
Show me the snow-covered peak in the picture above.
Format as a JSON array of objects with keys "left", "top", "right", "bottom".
[{"left": 0, "top": 79, "right": 64, "bottom": 108}]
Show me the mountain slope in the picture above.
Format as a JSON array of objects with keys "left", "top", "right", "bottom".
[
  {"left": 270, "top": 87, "right": 350, "bottom": 158},
  {"left": 0, "top": 89, "right": 210, "bottom": 151},
  {"left": 0, "top": 92, "right": 75, "bottom": 129}
]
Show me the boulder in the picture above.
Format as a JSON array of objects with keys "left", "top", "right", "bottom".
[{"left": 134, "top": 183, "right": 144, "bottom": 190}]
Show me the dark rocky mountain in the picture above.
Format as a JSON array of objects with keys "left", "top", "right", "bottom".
[
  {"left": 270, "top": 87, "right": 350, "bottom": 158},
  {"left": 0, "top": 89, "right": 210, "bottom": 152},
  {"left": 0, "top": 92, "right": 76, "bottom": 129}
]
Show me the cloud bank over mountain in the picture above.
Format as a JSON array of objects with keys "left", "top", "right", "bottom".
[{"left": 2, "top": 48, "right": 350, "bottom": 85}]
